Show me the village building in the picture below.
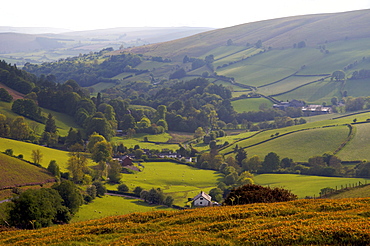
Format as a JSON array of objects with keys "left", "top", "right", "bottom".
[
  {"left": 301, "top": 105, "right": 332, "bottom": 116},
  {"left": 121, "top": 155, "right": 133, "bottom": 166},
  {"left": 192, "top": 191, "right": 213, "bottom": 207}
]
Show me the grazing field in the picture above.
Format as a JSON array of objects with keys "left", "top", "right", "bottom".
[
  {"left": 343, "top": 79, "right": 370, "bottom": 98},
  {"left": 71, "top": 195, "right": 173, "bottom": 223},
  {"left": 0, "top": 138, "right": 93, "bottom": 172},
  {"left": 257, "top": 75, "right": 327, "bottom": 96},
  {"left": 0, "top": 153, "right": 54, "bottom": 189},
  {"left": 254, "top": 173, "right": 370, "bottom": 198},
  {"left": 275, "top": 80, "right": 342, "bottom": 104},
  {"left": 337, "top": 123, "right": 370, "bottom": 161},
  {"left": 2, "top": 198, "right": 370, "bottom": 245},
  {"left": 245, "top": 125, "right": 350, "bottom": 161},
  {"left": 107, "top": 161, "right": 223, "bottom": 206},
  {"left": 111, "top": 133, "right": 179, "bottom": 151},
  {"left": 231, "top": 97, "right": 273, "bottom": 112}
]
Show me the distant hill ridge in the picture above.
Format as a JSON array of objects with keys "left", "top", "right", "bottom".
[{"left": 126, "top": 9, "right": 370, "bottom": 61}]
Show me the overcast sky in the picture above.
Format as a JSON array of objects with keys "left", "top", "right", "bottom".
[{"left": 2, "top": 0, "right": 370, "bottom": 31}]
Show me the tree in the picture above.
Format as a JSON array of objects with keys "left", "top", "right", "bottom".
[
  {"left": 235, "top": 148, "right": 247, "bottom": 166},
  {"left": 8, "top": 188, "right": 70, "bottom": 229},
  {"left": 0, "top": 88, "right": 13, "bottom": 102},
  {"left": 224, "top": 184, "right": 297, "bottom": 205},
  {"left": 53, "top": 180, "right": 83, "bottom": 215},
  {"left": 108, "top": 159, "right": 122, "bottom": 183},
  {"left": 134, "top": 186, "right": 144, "bottom": 197},
  {"left": 91, "top": 140, "right": 112, "bottom": 163},
  {"left": 209, "top": 188, "right": 223, "bottom": 202},
  {"left": 67, "top": 152, "right": 89, "bottom": 183},
  {"left": 0, "top": 114, "right": 10, "bottom": 137},
  {"left": 120, "top": 114, "right": 136, "bottom": 131},
  {"left": 255, "top": 40, "right": 262, "bottom": 48},
  {"left": 262, "top": 152, "right": 280, "bottom": 172},
  {"left": 10, "top": 116, "right": 30, "bottom": 140},
  {"left": 242, "top": 155, "right": 262, "bottom": 173},
  {"left": 194, "top": 127, "right": 205, "bottom": 138},
  {"left": 227, "top": 39, "right": 233, "bottom": 46},
  {"left": 117, "top": 183, "right": 129, "bottom": 193},
  {"left": 93, "top": 181, "right": 106, "bottom": 197},
  {"left": 31, "top": 149, "right": 43, "bottom": 165},
  {"left": 44, "top": 113, "right": 57, "bottom": 133},
  {"left": 87, "top": 132, "right": 106, "bottom": 152},
  {"left": 331, "top": 70, "right": 346, "bottom": 81},
  {"left": 47, "top": 160, "right": 60, "bottom": 178}
]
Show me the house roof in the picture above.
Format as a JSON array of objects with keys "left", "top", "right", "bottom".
[{"left": 192, "top": 191, "right": 212, "bottom": 202}]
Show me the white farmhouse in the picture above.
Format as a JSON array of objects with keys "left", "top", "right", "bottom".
[{"left": 192, "top": 191, "right": 212, "bottom": 207}]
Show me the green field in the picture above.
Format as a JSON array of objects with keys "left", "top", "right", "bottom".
[
  {"left": 0, "top": 138, "right": 93, "bottom": 172},
  {"left": 328, "top": 184, "right": 370, "bottom": 199},
  {"left": 231, "top": 97, "right": 273, "bottom": 112},
  {"left": 337, "top": 123, "right": 370, "bottom": 161},
  {"left": 257, "top": 75, "right": 327, "bottom": 96},
  {"left": 254, "top": 173, "right": 370, "bottom": 198},
  {"left": 111, "top": 133, "right": 179, "bottom": 151},
  {"left": 71, "top": 195, "right": 173, "bottom": 223},
  {"left": 106, "top": 161, "right": 223, "bottom": 206},
  {"left": 246, "top": 126, "right": 350, "bottom": 161},
  {"left": 275, "top": 80, "right": 342, "bottom": 104}
]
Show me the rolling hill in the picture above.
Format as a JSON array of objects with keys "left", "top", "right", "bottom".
[
  {"left": 0, "top": 152, "right": 54, "bottom": 190},
  {"left": 127, "top": 9, "right": 370, "bottom": 60}
]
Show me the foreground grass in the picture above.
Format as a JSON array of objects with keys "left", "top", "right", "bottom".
[
  {"left": 254, "top": 173, "right": 369, "bottom": 198},
  {"left": 2, "top": 198, "right": 370, "bottom": 245},
  {"left": 71, "top": 195, "right": 173, "bottom": 223}
]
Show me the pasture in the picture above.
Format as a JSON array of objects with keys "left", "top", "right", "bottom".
[
  {"left": 231, "top": 97, "right": 273, "bottom": 112},
  {"left": 71, "top": 195, "right": 173, "bottom": 223},
  {"left": 337, "top": 123, "right": 370, "bottom": 161},
  {"left": 245, "top": 125, "right": 350, "bottom": 161},
  {"left": 0, "top": 138, "right": 93, "bottom": 172},
  {"left": 106, "top": 161, "right": 223, "bottom": 206},
  {"left": 111, "top": 133, "right": 179, "bottom": 151},
  {"left": 254, "top": 173, "right": 369, "bottom": 198}
]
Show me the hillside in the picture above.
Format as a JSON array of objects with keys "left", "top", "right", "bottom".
[
  {"left": 1, "top": 198, "right": 370, "bottom": 245},
  {"left": 0, "top": 27, "right": 213, "bottom": 65},
  {"left": 127, "top": 9, "right": 370, "bottom": 60},
  {"left": 0, "top": 153, "right": 54, "bottom": 190}
]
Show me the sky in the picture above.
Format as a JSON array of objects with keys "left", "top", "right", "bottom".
[{"left": 2, "top": 0, "right": 370, "bottom": 31}]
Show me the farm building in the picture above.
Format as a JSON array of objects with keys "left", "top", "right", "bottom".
[
  {"left": 302, "top": 105, "right": 332, "bottom": 116},
  {"left": 192, "top": 191, "right": 213, "bottom": 207},
  {"left": 121, "top": 155, "right": 133, "bottom": 166}
]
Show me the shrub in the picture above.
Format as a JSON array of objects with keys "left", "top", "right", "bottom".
[
  {"left": 117, "top": 183, "right": 129, "bottom": 193},
  {"left": 224, "top": 184, "right": 297, "bottom": 205}
]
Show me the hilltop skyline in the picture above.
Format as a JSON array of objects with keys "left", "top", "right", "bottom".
[{"left": 1, "top": 0, "right": 370, "bottom": 32}]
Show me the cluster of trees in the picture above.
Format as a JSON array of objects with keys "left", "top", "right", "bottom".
[
  {"left": 23, "top": 53, "right": 143, "bottom": 87},
  {"left": 139, "top": 187, "right": 174, "bottom": 207},
  {"left": 350, "top": 69, "right": 370, "bottom": 80},
  {"left": 7, "top": 180, "right": 82, "bottom": 229},
  {"left": 241, "top": 152, "right": 345, "bottom": 177}
]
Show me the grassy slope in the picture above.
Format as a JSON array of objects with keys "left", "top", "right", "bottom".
[
  {"left": 327, "top": 184, "right": 370, "bottom": 199},
  {"left": 71, "top": 195, "right": 173, "bottom": 223},
  {"left": 0, "top": 153, "right": 54, "bottom": 189},
  {"left": 0, "top": 138, "right": 93, "bottom": 172},
  {"left": 106, "top": 161, "right": 223, "bottom": 206},
  {"left": 254, "top": 173, "right": 369, "bottom": 198},
  {"left": 231, "top": 97, "right": 273, "bottom": 113},
  {"left": 126, "top": 9, "right": 370, "bottom": 60},
  {"left": 246, "top": 126, "right": 349, "bottom": 161},
  {"left": 2, "top": 198, "right": 370, "bottom": 245},
  {"left": 337, "top": 123, "right": 370, "bottom": 161}
]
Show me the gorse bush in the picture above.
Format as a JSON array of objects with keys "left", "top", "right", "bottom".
[{"left": 224, "top": 184, "right": 297, "bottom": 205}]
